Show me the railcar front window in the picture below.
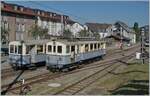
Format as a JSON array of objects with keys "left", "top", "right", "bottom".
[
  {"left": 10, "top": 45, "right": 14, "bottom": 53},
  {"left": 15, "top": 45, "right": 17, "bottom": 53},
  {"left": 66, "top": 45, "right": 70, "bottom": 53},
  {"left": 57, "top": 46, "right": 62, "bottom": 53},
  {"left": 18, "top": 45, "right": 22, "bottom": 54},
  {"left": 48, "top": 45, "right": 52, "bottom": 52}
]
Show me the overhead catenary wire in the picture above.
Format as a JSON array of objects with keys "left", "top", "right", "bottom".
[{"left": 28, "top": 1, "right": 91, "bottom": 23}]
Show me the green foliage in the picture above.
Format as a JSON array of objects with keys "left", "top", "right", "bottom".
[
  {"left": 1, "top": 27, "right": 9, "bottom": 44},
  {"left": 63, "top": 29, "right": 73, "bottom": 38},
  {"left": 78, "top": 29, "right": 90, "bottom": 37},
  {"left": 93, "top": 31, "right": 100, "bottom": 40},
  {"left": 29, "top": 25, "right": 48, "bottom": 39},
  {"left": 133, "top": 22, "right": 140, "bottom": 42}
]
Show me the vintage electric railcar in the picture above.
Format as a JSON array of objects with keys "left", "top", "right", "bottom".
[
  {"left": 46, "top": 39, "right": 106, "bottom": 72},
  {"left": 9, "top": 40, "right": 49, "bottom": 70}
]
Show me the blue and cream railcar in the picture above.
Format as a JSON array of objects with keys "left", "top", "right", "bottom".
[
  {"left": 9, "top": 40, "right": 49, "bottom": 69},
  {"left": 46, "top": 39, "right": 106, "bottom": 71}
]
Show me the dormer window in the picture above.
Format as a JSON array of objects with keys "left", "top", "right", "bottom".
[
  {"left": 20, "top": 7, "right": 24, "bottom": 11},
  {"left": 49, "top": 13, "right": 52, "bottom": 17},
  {"left": 53, "top": 13, "right": 56, "bottom": 16},
  {"left": 14, "top": 6, "right": 18, "bottom": 11},
  {"left": 42, "top": 12, "right": 44, "bottom": 16},
  {"left": 38, "top": 11, "right": 40, "bottom": 15}
]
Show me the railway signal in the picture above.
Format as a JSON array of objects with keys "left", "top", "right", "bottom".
[{"left": 140, "top": 28, "right": 145, "bottom": 64}]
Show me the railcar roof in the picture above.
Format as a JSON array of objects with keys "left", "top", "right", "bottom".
[
  {"left": 54, "top": 39, "right": 106, "bottom": 45},
  {"left": 9, "top": 40, "right": 50, "bottom": 45}
]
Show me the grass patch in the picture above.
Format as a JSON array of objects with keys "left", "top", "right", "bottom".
[{"left": 98, "top": 63, "right": 149, "bottom": 95}]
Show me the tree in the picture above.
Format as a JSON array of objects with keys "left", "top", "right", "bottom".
[
  {"left": 62, "top": 29, "right": 73, "bottom": 38},
  {"left": 78, "top": 29, "right": 90, "bottom": 37},
  {"left": 92, "top": 31, "right": 100, "bottom": 40},
  {"left": 133, "top": 22, "right": 140, "bottom": 42},
  {"left": 1, "top": 27, "right": 9, "bottom": 44},
  {"left": 29, "top": 25, "right": 48, "bottom": 40}
]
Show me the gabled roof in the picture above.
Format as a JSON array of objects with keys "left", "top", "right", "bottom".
[
  {"left": 115, "top": 21, "right": 135, "bottom": 33},
  {"left": 85, "top": 23, "right": 112, "bottom": 32}
]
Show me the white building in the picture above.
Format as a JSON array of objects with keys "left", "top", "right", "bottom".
[
  {"left": 85, "top": 23, "right": 113, "bottom": 38},
  {"left": 114, "top": 21, "right": 136, "bottom": 44}
]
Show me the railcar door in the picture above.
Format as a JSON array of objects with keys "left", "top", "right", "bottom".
[
  {"left": 70, "top": 45, "right": 75, "bottom": 62},
  {"left": 26, "top": 45, "right": 36, "bottom": 64}
]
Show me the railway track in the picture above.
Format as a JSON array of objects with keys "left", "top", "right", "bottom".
[
  {"left": 53, "top": 52, "right": 135, "bottom": 95},
  {"left": 1, "top": 44, "right": 139, "bottom": 79},
  {"left": 1, "top": 46, "right": 138, "bottom": 94}
]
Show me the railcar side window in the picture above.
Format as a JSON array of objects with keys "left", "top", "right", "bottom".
[
  {"left": 48, "top": 45, "right": 52, "bottom": 52},
  {"left": 98, "top": 43, "right": 100, "bottom": 49},
  {"left": 90, "top": 44, "right": 93, "bottom": 50},
  {"left": 53, "top": 46, "right": 56, "bottom": 53},
  {"left": 94, "top": 43, "right": 97, "bottom": 50},
  {"left": 71, "top": 45, "right": 75, "bottom": 52},
  {"left": 66, "top": 45, "right": 70, "bottom": 53},
  {"left": 26, "top": 45, "right": 34, "bottom": 54},
  {"left": 85, "top": 44, "right": 89, "bottom": 52},
  {"left": 57, "top": 46, "right": 62, "bottom": 53},
  {"left": 77, "top": 45, "right": 79, "bottom": 53},
  {"left": 37, "top": 45, "right": 43, "bottom": 54},
  {"left": 18, "top": 45, "right": 22, "bottom": 54},
  {"left": 10, "top": 45, "right": 14, "bottom": 53}
]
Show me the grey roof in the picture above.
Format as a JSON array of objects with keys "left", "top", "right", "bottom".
[
  {"left": 53, "top": 39, "right": 105, "bottom": 45},
  {"left": 85, "top": 23, "right": 112, "bottom": 32},
  {"left": 115, "top": 21, "right": 135, "bottom": 33}
]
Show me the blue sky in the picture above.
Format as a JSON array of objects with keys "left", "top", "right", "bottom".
[{"left": 5, "top": 1, "right": 149, "bottom": 27}]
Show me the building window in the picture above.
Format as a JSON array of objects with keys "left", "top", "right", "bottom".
[
  {"left": 16, "top": 23, "right": 21, "bottom": 32},
  {"left": 1, "top": 3, "right": 4, "bottom": 8},
  {"left": 48, "top": 45, "right": 52, "bottom": 52},
  {"left": 4, "top": 21, "right": 9, "bottom": 30},
  {"left": 66, "top": 45, "right": 70, "bottom": 53},
  {"left": 57, "top": 46, "right": 62, "bottom": 53},
  {"left": 22, "top": 24, "right": 25, "bottom": 32}
]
